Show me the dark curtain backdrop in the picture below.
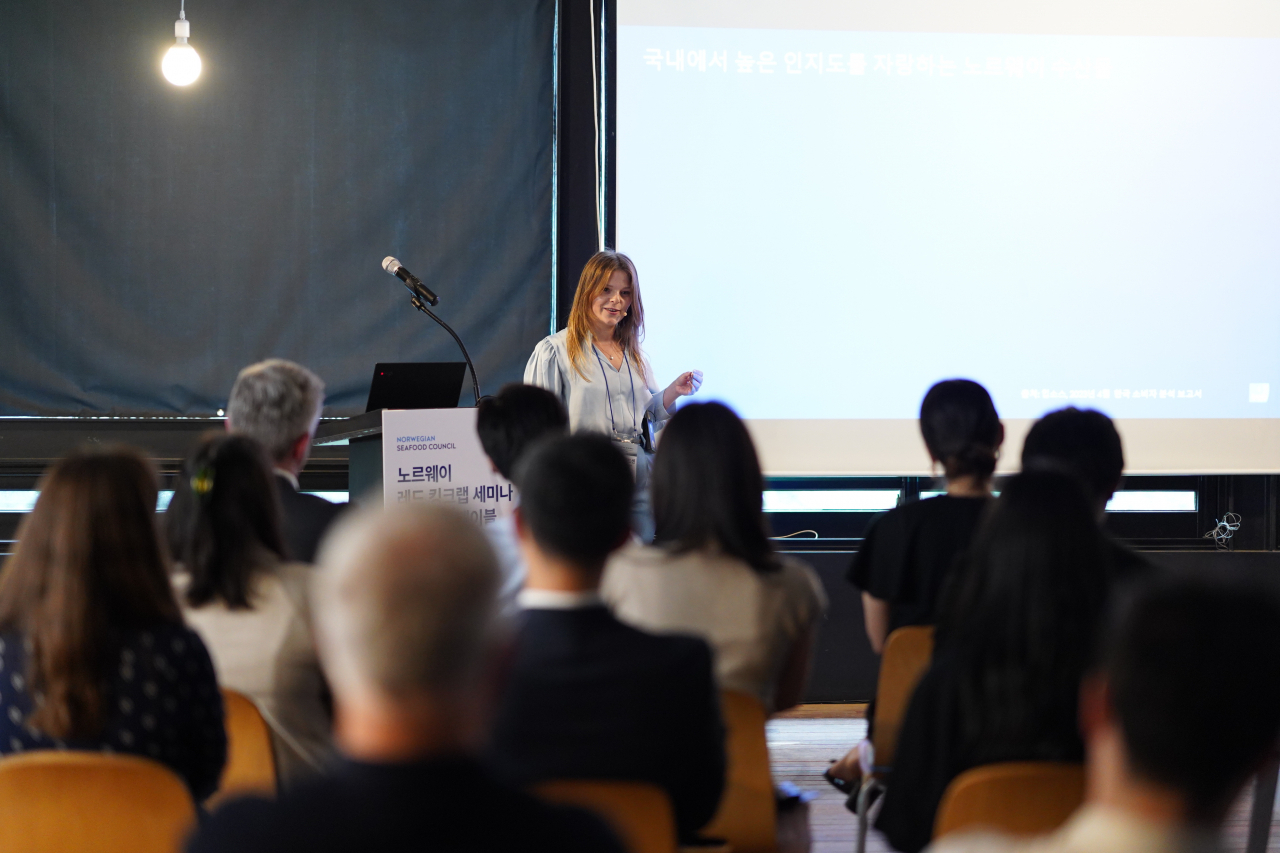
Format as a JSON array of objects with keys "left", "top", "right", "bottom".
[{"left": 0, "top": 0, "right": 553, "bottom": 415}]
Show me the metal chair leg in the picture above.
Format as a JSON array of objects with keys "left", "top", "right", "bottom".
[
  {"left": 855, "top": 783, "right": 870, "bottom": 853},
  {"left": 854, "top": 779, "right": 882, "bottom": 853},
  {"left": 1247, "top": 760, "right": 1280, "bottom": 853}
]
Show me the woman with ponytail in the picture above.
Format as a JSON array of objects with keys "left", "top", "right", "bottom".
[
  {"left": 850, "top": 379, "right": 1003, "bottom": 653},
  {"left": 825, "top": 379, "right": 1002, "bottom": 792},
  {"left": 166, "top": 432, "right": 333, "bottom": 788}
]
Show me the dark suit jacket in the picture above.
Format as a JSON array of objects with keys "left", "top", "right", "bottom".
[
  {"left": 275, "top": 473, "right": 345, "bottom": 563},
  {"left": 489, "top": 605, "right": 726, "bottom": 842},
  {"left": 187, "top": 755, "right": 623, "bottom": 853}
]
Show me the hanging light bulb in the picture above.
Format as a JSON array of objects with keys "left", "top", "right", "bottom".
[{"left": 162, "top": 1, "right": 201, "bottom": 86}]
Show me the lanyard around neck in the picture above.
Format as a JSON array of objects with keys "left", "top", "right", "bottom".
[{"left": 593, "top": 343, "right": 637, "bottom": 436}]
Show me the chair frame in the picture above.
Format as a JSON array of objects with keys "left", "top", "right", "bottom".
[
  {"left": 700, "top": 690, "right": 777, "bottom": 853},
  {"left": 853, "top": 625, "right": 935, "bottom": 853}
]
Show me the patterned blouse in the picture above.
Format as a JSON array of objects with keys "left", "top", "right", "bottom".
[{"left": 0, "top": 623, "right": 227, "bottom": 801}]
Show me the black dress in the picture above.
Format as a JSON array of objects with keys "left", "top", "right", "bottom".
[
  {"left": 872, "top": 530, "right": 1140, "bottom": 853},
  {"left": 847, "top": 495, "right": 990, "bottom": 633},
  {"left": 874, "top": 647, "right": 1085, "bottom": 853}
]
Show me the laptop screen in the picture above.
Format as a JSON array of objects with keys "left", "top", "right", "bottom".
[{"left": 365, "top": 363, "right": 467, "bottom": 412}]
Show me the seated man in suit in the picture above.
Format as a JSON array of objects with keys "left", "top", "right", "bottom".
[
  {"left": 1020, "top": 407, "right": 1151, "bottom": 579},
  {"left": 488, "top": 434, "right": 726, "bottom": 843},
  {"left": 475, "top": 383, "right": 569, "bottom": 615},
  {"left": 226, "top": 358, "right": 344, "bottom": 562},
  {"left": 929, "top": 573, "right": 1280, "bottom": 853},
  {"left": 188, "top": 502, "right": 623, "bottom": 853}
]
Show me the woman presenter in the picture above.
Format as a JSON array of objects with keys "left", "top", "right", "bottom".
[{"left": 524, "top": 250, "right": 702, "bottom": 540}]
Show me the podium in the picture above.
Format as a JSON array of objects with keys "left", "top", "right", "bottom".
[{"left": 314, "top": 408, "right": 514, "bottom": 520}]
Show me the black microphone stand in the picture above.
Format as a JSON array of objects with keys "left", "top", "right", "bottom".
[{"left": 409, "top": 294, "right": 482, "bottom": 407}]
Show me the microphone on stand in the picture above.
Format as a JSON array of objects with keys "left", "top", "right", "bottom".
[
  {"left": 382, "top": 256, "right": 439, "bottom": 306},
  {"left": 379, "top": 256, "right": 481, "bottom": 406}
]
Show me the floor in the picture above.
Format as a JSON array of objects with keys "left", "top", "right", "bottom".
[
  {"left": 767, "top": 706, "right": 882, "bottom": 853},
  {"left": 766, "top": 705, "right": 1280, "bottom": 853}
]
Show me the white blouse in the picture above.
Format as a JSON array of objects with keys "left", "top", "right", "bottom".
[
  {"left": 174, "top": 559, "right": 334, "bottom": 788},
  {"left": 602, "top": 543, "right": 828, "bottom": 713},
  {"left": 523, "top": 329, "right": 671, "bottom": 441}
]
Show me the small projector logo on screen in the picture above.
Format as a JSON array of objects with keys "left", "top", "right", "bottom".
[{"left": 1249, "top": 383, "right": 1270, "bottom": 403}]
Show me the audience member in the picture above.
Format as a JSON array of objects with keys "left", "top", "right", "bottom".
[
  {"left": 1020, "top": 407, "right": 1152, "bottom": 579},
  {"left": 829, "top": 379, "right": 1002, "bottom": 791},
  {"left": 226, "top": 359, "right": 343, "bottom": 562},
  {"left": 188, "top": 503, "right": 623, "bottom": 853},
  {"left": 475, "top": 383, "right": 569, "bottom": 614},
  {"left": 603, "top": 402, "right": 826, "bottom": 714},
  {"left": 0, "top": 448, "right": 226, "bottom": 800},
  {"left": 849, "top": 379, "right": 1003, "bottom": 655},
  {"left": 489, "top": 434, "right": 726, "bottom": 842},
  {"left": 929, "top": 574, "right": 1280, "bottom": 853},
  {"left": 167, "top": 432, "right": 334, "bottom": 787},
  {"left": 876, "top": 471, "right": 1112, "bottom": 853}
]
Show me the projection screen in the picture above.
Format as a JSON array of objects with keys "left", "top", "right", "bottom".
[{"left": 615, "top": 0, "right": 1280, "bottom": 474}]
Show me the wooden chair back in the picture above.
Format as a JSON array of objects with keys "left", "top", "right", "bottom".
[
  {"left": 934, "top": 761, "right": 1086, "bottom": 839},
  {"left": 870, "top": 625, "right": 935, "bottom": 768},
  {"left": 701, "top": 690, "right": 777, "bottom": 853},
  {"left": 209, "top": 688, "right": 276, "bottom": 808},
  {"left": 0, "top": 751, "right": 196, "bottom": 853},
  {"left": 536, "top": 779, "right": 678, "bottom": 853}
]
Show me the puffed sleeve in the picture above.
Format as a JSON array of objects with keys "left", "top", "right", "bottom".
[
  {"left": 524, "top": 336, "right": 568, "bottom": 405},
  {"left": 640, "top": 355, "right": 672, "bottom": 423}
]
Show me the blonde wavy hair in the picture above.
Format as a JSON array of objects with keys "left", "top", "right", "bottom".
[{"left": 566, "top": 251, "right": 646, "bottom": 381}]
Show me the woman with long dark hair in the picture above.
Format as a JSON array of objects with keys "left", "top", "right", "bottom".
[
  {"left": 524, "top": 250, "right": 703, "bottom": 540},
  {"left": 167, "top": 432, "right": 333, "bottom": 786},
  {"left": 602, "top": 402, "right": 826, "bottom": 713},
  {"left": 874, "top": 470, "right": 1112, "bottom": 852},
  {"left": 0, "top": 447, "right": 226, "bottom": 800}
]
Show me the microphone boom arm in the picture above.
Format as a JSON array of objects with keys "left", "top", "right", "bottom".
[{"left": 409, "top": 295, "right": 482, "bottom": 407}]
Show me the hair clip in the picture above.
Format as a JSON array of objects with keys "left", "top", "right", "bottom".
[{"left": 191, "top": 466, "right": 215, "bottom": 497}]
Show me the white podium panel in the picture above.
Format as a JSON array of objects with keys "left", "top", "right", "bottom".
[{"left": 380, "top": 408, "right": 515, "bottom": 523}]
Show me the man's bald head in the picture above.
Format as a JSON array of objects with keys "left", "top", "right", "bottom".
[{"left": 314, "top": 504, "right": 501, "bottom": 702}]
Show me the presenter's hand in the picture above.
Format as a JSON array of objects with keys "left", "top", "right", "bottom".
[{"left": 663, "top": 370, "right": 704, "bottom": 410}]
